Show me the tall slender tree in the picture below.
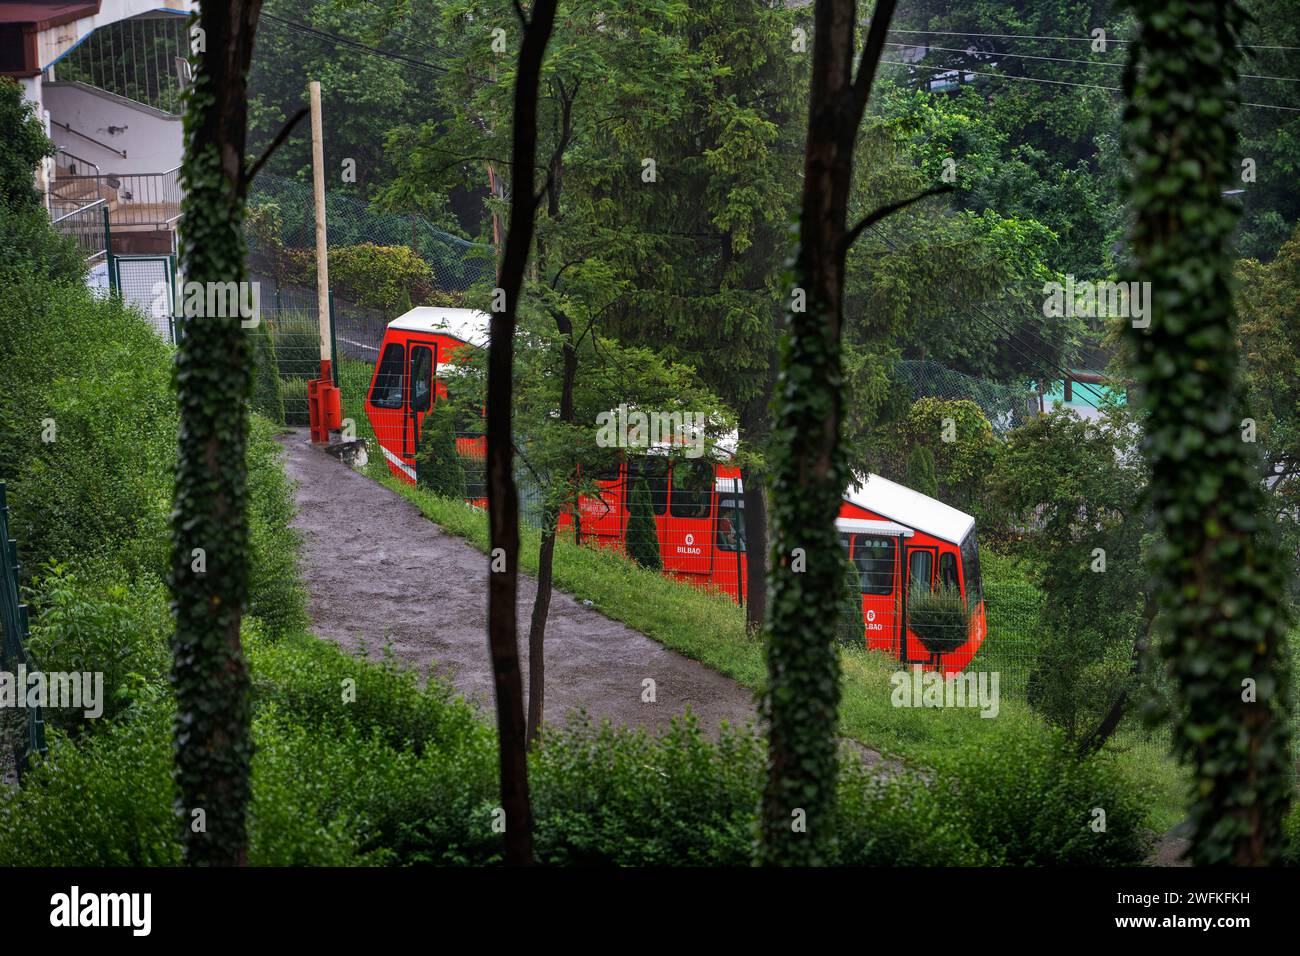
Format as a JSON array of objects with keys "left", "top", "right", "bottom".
[
  {"left": 485, "top": 0, "right": 559, "bottom": 866},
  {"left": 759, "top": 0, "right": 945, "bottom": 864},
  {"left": 1121, "top": 0, "right": 1292, "bottom": 865},
  {"left": 170, "top": 0, "right": 265, "bottom": 866}
]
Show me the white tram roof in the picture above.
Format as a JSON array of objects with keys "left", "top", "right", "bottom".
[
  {"left": 388, "top": 307, "right": 491, "bottom": 347},
  {"left": 842, "top": 473, "right": 975, "bottom": 545},
  {"left": 716, "top": 470, "right": 974, "bottom": 544}
]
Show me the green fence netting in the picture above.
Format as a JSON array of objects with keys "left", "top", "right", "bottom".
[{"left": 0, "top": 483, "right": 47, "bottom": 778}]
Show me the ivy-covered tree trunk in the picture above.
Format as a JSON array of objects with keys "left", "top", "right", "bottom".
[
  {"left": 170, "top": 0, "right": 264, "bottom": 866},
  {"left": 485, "top": 0, "right": 558, "bottom": 866},
  {"left": 1122, "top": 0, "right": 1292, "bottom": 865},
  {"left": 758, "top": 0, "right": 897, "bottom": 866}
]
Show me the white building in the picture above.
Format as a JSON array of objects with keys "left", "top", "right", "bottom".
[{"left": 2, "top": 1, "right": 196, "bottom": 328}]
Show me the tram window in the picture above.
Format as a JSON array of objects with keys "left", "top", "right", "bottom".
[
  {"left": 852, "top": 534, "right": 895, "bottom": 595},
  {"left": 960, "top": 530, "right": 983, "bottom": 605},
  {"left": 939, "top": 552, "right": 960, "bottom": 592},
  {"left": 717, "top": 497, "right": 746, "bottom": 552},
  {"left": 370, "top": 344, "right": 405, "bottom": 409},
  {"left": 630, "top": 456, "right": 668, "bottom": 515},
  {"left": 591, "top": 458, "right": 622, "bottom": 483},
  {"left": 670, "top": 459, "right": 714, "bottom": 519},
  {"left": 908, "top": 549, "right": 934, "bottom": 594},
  {"left": 409, "top": 346, "right": 434, "bottom": 413}
]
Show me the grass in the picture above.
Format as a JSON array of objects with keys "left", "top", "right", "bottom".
[
  {"left": 336, "top": 358, "right": 1190, "bottom": 833},
  {"left": 380, "top": 477, "right": 1186, "bottom": 832}
]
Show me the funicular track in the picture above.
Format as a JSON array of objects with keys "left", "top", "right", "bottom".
[{"left": 277, "top": 429, "right": 765, "bottom": 738}]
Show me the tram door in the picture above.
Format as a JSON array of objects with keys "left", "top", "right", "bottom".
[{"left": 851, "top": 534, "right": 903, "bottom": 656}]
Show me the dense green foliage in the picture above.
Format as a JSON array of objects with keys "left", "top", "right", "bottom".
[
  {"left": 907, "top": 586, "right": 972, "bottom": 659},
  {"left": 1122, "top": 0, "right": 1292, "bottom": 864},
  {"left": 988, "top": 407, "right": 1152, "bottom": 739},
  {"left": 0, "top": 78, "right": 84, "bottom": 285},
  {"left": 624, "top": 478, "right": 661, "bottom": 572},
  {"left": 414, "top": 402, "right": 468, "bottom": 499},
  {"left": 0, "top": 625, "right": 1154, "bottom": 867},
  {"left": 0, "top": 78, "right": 51, "bottom": 212}
]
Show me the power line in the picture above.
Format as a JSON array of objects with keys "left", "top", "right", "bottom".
[
  {"left": 884, "top": 41, "right": 1300, "bottom": 84},
  {"left": 881, "top": 58, "right": 1300, "bottom": 112},
  {"left": 260, "top": 14, "right": 453, "bottom": 77},
  {"left": 888, "top": 28, "right": 1300, "bottom": 52}
]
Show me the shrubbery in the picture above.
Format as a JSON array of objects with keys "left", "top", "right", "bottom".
[
  {"left": 908, "top": 585, "right": 971, "bottom": 660},
  {"left": 932, "top": 730, "right": 1153, "bottom": 865},
  {"left": 0, "top": 215, "right": 1157, "bottom": 868},
  {"left": 0, "top": 631, "right": 1154, "bottom": 866},
  {"left": 0, "top": 274, "right": 306, "bottom": 637},
  {"left": 414, "top": 402, "right": 468, "bottom": 499},
  {"left": 625, "top": 478, "right": 661, "bottom": 570}
]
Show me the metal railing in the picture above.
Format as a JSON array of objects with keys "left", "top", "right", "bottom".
[
  {"left": 53, "top": 146, "right": 100, "bottom": 178},
  {"left": 49, "top": 167, "right": 181, "bottom": 229},
  {"left": 52, "top": 14, "right": 189, "bottom": 115},
  {"left": 51, "top": 199, "right": 108, "bottom": 264},
  {"left": 49, "top": 118, "right": 127, "bottom": 159}
]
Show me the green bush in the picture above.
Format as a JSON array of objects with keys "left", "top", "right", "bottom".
[
  {"left": 327, "top": 243, "right": 437, "bottom": 312},
  {"left": 904, "top": 444, "right": 938, "bottom": 497},
  {"left": 908, "top": 585, "right": 971, "bottom": 659},
  {"left": 279, "top": 376, "right": 310, "bottom": 426},
  {"left": 248, "top": 631, "right": 487, "bottom": 757},
  {"left": 932, "top": 731, "right": 1153, "bottom": 865},
  {"left": 415, "top": 402, "right": 468, "bottom": 498},
  {"left": 0, "top": 76, "right": 57, "bottom": 212},
  {"left": 1026, "top": 624, "right": 1134, "bottom": 743},
  {"left": 531, "top": 715, "right": 762, "bottom": 866},
  {"left": 0, "top": 271, "right": 306, "bottom": 650},
  {"left": 836, "top": 552, "right": 864, "bottom": 647},
  {"left": 266, "top": 313, "right": 321, "bottom": 379},
  {"left": 25, "top": 562, "right": 171, "bottom": 732},
  {"left": 0, "top": 204, "right": 86, "bottom": 285},
  {"left": 625, "top": 477, "right": 661, "bottom": 570},
  {"left": 245, "top": 416, "right": 307, "bottom": 637},
  {"left": 0, "top": 274, "right": 176, "bottom": 579},
  {"left": 0, "top": 699, "right": 179, "bottom": 866},
  {"left": 249, "top": 321, "right": 285, "bottom": 424},
  {"left": 832, "top": 763, "right": 988, "bottom": 865}
]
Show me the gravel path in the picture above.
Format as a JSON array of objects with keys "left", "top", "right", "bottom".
[{"left": 277, "top": 431, "right": 759, "bottom": 737}]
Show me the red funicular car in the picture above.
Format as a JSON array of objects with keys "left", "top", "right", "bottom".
[{"left": 365, "top": 308, "right": 987, "bottom": 672}]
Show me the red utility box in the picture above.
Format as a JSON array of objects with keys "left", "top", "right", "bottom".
[{"left": 308, "top": 361, "right": 341, "bottom": 444}]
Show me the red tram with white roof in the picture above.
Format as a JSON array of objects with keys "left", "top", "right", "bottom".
[{"left": 363, "top": 308, "right": 987, "bottom": 672}]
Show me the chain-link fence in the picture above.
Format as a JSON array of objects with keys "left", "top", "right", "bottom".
[
  {"left": 894, "top": 359, "right": 1039, "bottom": 434},
  {"left": 246, "top": 174, "right": 494, "bottom": 294}
]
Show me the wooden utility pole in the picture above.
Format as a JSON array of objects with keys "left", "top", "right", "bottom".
[
  {"left": 310, "top": 80, "right": 330, "bottom": 369},
  {"left": 306, "top": 80, "right": 339, "bottom": 443}
]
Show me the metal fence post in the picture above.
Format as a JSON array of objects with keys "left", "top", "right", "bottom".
[
  {"left": 0, "top": 483, "right": 47, "bottom": 776},
  {"left": 103, "top": 205, "right": 116, "bottom": 294},
  {"left": 328, "top": 288, "right": 339, "bottom": 387}
]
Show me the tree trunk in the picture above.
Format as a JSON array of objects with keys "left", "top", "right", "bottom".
[
  {"left": 758, "top": 0, "right": 897, "bottom": 867},
  {"left": 739, "top": 370, "right": 776, "bottom": 631},
  {"left": 170, "top": 0, "right": 265, "bottom": 867},
  {"left": 524, "top": 79, "right": 578, "bottom": 749},
  {"left": 526, "top": 507, "right": 557, "bottom": 748},
  {"left": 1122, "top": 0, "right": 1292, "bottom": 865},
  {"left": 484, "top": 0, "right": 558, "bottom": 866}
]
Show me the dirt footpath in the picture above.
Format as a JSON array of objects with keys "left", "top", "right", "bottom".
[{"left": 277, "top": 431, "right": 758, "bottom": 737}]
